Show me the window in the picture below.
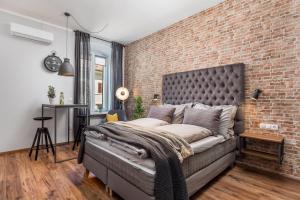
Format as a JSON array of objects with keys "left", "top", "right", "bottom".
[
  {"left": 90, "top": 38, "right": 112, "bottom": 114},
  {"left": 93, "top": 56, "right": 105, "bottom": 112}
]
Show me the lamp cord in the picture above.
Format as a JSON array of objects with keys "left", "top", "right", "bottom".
[
  {"left": 64, "top": 12, "right": 108, "bottom": 58},
  {"left": 70, "top": 14, "right": 108, "bottom": 34},
  {"left": 66, "top": 15, "right": 69, "bottom": 58}
]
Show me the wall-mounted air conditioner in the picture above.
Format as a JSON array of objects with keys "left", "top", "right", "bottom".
[{"left": 10, "top": 22, "right": 54, "bottom": 44}]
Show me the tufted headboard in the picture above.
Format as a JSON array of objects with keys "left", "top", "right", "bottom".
[{"left": 162, "top": 63, "right": 245, "bottom": 134}]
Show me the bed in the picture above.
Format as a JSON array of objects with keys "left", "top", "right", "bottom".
[{"left": 80, "top": 63, "right": 245, "bottom": 200}]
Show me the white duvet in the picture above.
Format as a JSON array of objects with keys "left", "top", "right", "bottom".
[
  {"left": 123, "top": 118, "right": 226, "bottom": 155},
  {"left": 126, "top": 118, "right": 169, "bottom": 128},
  {"left": 155, "top": 124, "right": 212, "bottom": 143}
]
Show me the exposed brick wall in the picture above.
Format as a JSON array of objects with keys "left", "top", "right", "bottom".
[{"left": 125, "top": 0, "right": 300, "bottom": 178}]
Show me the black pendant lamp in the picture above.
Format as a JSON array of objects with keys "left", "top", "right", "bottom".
[{"left": 58, "top": 12, "right": 74, "bottom": 76}]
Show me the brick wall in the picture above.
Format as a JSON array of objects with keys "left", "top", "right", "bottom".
[{"left": 125, "top": 0, "right": 300, "bottom": 178}]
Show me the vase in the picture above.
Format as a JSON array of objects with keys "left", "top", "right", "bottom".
[
  {"left": 59, "top": 92, "right": 64, "bottom": 105},
  {"left": 49, "top": 97, "right": 55, "bottom": 105}
]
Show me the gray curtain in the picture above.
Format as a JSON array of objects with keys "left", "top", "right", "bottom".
[
  {"left": 74, "top": 31, "right": 91, "bottom": 137},
  {"left": 111, "top": 42, "right": 124, "bottom": 109}
]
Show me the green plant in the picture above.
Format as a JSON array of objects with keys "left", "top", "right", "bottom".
[
  {"left": 133, "top": 96, "right": 144, "bottom": 119},
  {"left": 48, "top": 85, "right": 56, "bottom": 98}
]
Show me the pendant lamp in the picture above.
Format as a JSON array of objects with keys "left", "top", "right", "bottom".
[{"left": 58, "top": 12, "right": 74, "bottom": 76}]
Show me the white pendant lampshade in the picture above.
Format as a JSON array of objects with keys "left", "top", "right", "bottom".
[{"left": 115, "top": 87, "right": 129, "bottom": 101}]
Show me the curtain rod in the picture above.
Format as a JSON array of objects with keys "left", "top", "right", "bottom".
[
  {"left": 90, "top": 35, "right": 111, "bottom": 44},
  {"left": 73, "top": 30, "right": 111, "bottom": 43}
]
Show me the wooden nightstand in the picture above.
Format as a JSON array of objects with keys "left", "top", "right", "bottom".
[{"left": 239, "top": 132, "right": 284, "bottom": 164}]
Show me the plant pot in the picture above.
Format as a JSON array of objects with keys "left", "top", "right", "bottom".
[{"left": 49, "top": 97, "right": 55, "bottom": 105}]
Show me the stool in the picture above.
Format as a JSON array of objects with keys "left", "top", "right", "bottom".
[
  {"left": 72, "top": 115, "right": 87, "bottom": 150},
  {"left": 29, "top": 117, "right": 55, "bottom": 160}
]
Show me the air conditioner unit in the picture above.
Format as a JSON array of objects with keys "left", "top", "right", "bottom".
[{"left": 10, "top": 22, "right": 54, "bottom": 44}]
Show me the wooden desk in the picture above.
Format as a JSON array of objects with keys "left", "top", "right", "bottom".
[
  {"left": 42, "top": 104, "right": 88, "bottom": 163},
  {"left": 239, "top": 132, "right": 284, "bottom": 164}
]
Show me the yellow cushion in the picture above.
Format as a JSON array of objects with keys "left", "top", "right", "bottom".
[{"left": 106, "top": 113, "right": 119, "bottom": 122}]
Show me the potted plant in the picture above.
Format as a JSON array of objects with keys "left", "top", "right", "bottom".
[
  {"left": 133, "top": 96, "right": 144, "bottom": 119},
  {"left": 48, "top": 85, "right": 56, "bottom": 104}
]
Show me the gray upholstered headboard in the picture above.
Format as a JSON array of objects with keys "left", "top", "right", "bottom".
[{"left": 162, "top": 63, "right": 245, "bottom": 134}]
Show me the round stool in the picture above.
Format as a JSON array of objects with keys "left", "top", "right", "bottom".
[{"left": 29, "top": 117, "right": 55, "bottom": 160}]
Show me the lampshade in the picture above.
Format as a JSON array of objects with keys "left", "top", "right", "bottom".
[
  {"left": 58, "top": 13, "right": 74, "bottom": 77},
  {"left": 58, "top": 58, "right": 74, "bottom": 76},
  {"left": 115, "top": 87, "right": 129, "bottom": 101},
  {"left": 251, "top": 89, "right": 262, "bottom": 100}
]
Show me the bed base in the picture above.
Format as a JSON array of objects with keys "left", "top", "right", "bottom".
[{"left": 83, "top": 151, "right": 235, "bottom": 199}]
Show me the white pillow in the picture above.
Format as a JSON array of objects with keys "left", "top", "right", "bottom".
[
  {"left": 127, "top": 118, "right": 169, "bottom": 128},
  {"left": 163, "top": 103, "right": 193, "bottom": 124},
  {"left": 155, "top": 124, "right": 211, "bottom": 143},
  {"left": 193, "top": 103, "right": 238, "bottom": 139}
]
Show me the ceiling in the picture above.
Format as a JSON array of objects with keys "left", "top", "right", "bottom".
[{"left": 0, "top": 0, "right": 224, "bottom": 44}]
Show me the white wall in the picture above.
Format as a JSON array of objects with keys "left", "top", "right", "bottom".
[{"left": 0, "top": 10, "right": 75, "bottom": 152}]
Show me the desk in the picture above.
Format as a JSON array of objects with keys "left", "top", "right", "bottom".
[{"left": 42, "top": 104, "right": 89, "bottom": 163}]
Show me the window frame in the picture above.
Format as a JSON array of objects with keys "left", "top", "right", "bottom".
[{"left": 90, "top": 53, "right": 109, "bottom": 114}]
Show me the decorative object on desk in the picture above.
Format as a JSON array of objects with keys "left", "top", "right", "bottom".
[
  {"left": 59, "top": 92, "right": 64, "bottom": 105},
  {"left": 251, "top": 89, "right": 262, "bottom": 100},
  {"left": 47, "top": 85, "right": 56, "bottom": 104},
  {"left": 115, "top": 87, "right": 129, "bottom": 109},
  {"left": 58, "top": 12, "right": 74, "bottom": 77},
  {"left": 133, "top": 96, "right": 144, "bottom": 119},
  {"left": 44, "top": 51, "right": 62, "bottom": 72}
]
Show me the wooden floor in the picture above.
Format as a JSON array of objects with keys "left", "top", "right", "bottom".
[{"left": 0, "top": 146, "right": 299, "bottom": 200}]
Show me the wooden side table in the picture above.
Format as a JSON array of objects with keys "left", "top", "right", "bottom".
[{"left": 239, "top": 132, "right": 284, "bottom": 164}]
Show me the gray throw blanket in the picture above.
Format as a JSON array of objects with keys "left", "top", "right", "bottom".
[
  {"left": 108, "top": 137, "right": 149, "bottom": 159},
  {"left": 78, "top": 122, "right": 191, "bottom": 200}
]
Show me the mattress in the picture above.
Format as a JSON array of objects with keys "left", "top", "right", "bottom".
[{"left": 84, "top": 136, "right": 236, "bottom": 196}]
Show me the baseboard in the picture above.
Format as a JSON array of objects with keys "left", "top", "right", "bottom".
[
  {"left": 0, "top": 141, "right": 75, "bottom": 155},
  {"left": 0, "top": 147, "right": 30, "bottom": 155},
  {"left": 236, "top": 161, "right": 300, "bottom": 181}
]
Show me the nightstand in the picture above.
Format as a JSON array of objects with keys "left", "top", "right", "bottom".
[{"left": 239, "top": 132, "right": 284, "bottom": 164}]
